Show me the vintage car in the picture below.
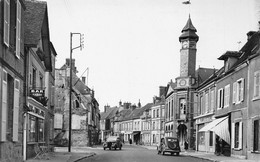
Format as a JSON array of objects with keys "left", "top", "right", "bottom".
[
  {"left": 157, "top": 137, "right": 181, "bottom": 156},
  {"left": 103, "top": 136, "right": 122, "bottom": 150}
]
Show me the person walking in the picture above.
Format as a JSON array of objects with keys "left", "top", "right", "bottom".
[{"left": 184, "top": 140, "right": 188, "bottom": 152}]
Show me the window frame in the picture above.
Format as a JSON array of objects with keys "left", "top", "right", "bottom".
[
  {"left": 224, "top": 84, "right": 230, "bottom": 108},
  {"left": 217, "top": 88, "right": 224, "bottom": 109},
  {"left": 4, "top": 0, "right": 10, "bottom": 47},
  {"left": 236, "top": 78, "right": 245, "bottom": 104},
  {"left": 15, "top": 0, "right": 21, "bottom": 58}
]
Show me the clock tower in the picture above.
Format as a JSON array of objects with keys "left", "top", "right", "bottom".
[{"left": 179, "top": 15, "right": 199, "bottom": 78}]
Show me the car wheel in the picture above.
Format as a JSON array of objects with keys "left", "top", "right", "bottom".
[
  {"left": 119, "top": 147, "right": 121, "bottom": 150},
  {"left": 109, "top": 147, "right": 111, "bottom": 150},
  {"left": 176, "top": 152, "right": 180, "bottom": 156},
  {"left": 162, "top": 151, "right": 165, "bottom": 155},
  {"left": 103, "top": 147, "right": 105, "bottom": 150}
]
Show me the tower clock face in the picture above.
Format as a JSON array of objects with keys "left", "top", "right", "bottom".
[
  {"left": 179, "top": 79, "right": 187, "bottom": 86},
  {"left": 182, "top": 41, "right": 188, "bottom": 49}
]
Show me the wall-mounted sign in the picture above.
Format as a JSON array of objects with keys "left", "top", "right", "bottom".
[{"left": 29, "top": 89, "right": 45, "bottom": 97}]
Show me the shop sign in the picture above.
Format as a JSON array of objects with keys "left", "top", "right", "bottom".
[
  {"left": 30, "top": 89, "right": 45, "bottom": 97},
  {"left": 196, "top": 116, "right": 213, "bottom": 124}
]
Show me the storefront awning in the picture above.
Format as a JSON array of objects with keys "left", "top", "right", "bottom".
[
  {"left": 199, "top": 116, "right": 228, "bottom": 132},
  {"left": 211, "top": 117, "right": 230, "bottom": 145},
  {"left": 199, "top": 116, "right": 230, "bottom": 144}
]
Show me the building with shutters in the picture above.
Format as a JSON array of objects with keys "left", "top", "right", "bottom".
[
  {"left": 244, "top": 30, "right": 260, "bottom": 161},
  {"left": 195, "top": 29, "right": 260, "bottom": 160},
  {"left": 23, "top": 0, "right": 56, "bottom": 160},
  {"left": 0, "top": 0, "right": 25, "bottom": 161}
]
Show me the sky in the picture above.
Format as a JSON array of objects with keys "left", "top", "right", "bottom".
[{"left": 45, "top": 0, "right": 259, "bottom": 112}]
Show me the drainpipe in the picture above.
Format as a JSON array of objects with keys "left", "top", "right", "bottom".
[{"left": 246, "top": 58, "right": 250, "bottom": 159}]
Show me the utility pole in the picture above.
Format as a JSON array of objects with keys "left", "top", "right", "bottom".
[{"left": 69, "top": 32, "right": 84, "bottom": 152}]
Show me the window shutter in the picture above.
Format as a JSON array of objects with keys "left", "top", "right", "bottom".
[
  {"left": 231, "top": 122, "right": 235, "bottom": 148},
  {"left": 217, "top": 89, "right": 220, "bottom": 109},
  {"left": 15, "top": 0, "right": 21, "bottom": 59},
  {"left": 254, "top": 72, "right": 260, "bottom": 97},
  {"left": 1, "top": 70, "right": 8, "bottom": 141},
  {"left": 233, "top": 82, "right": 237, "bottom": 104},
  {"left": 222, "top": 88, "right": 224, "bottom": 108},
  {"left": 13, "top": 79, "right": 20, "bottom": 141},
  {"left": 241, "top": 78, "right": 245, "bottom": 102},
  {"left": 238, "top": 122, "right": 243, "bottom": 149},
  {"left": 3, "top": 0, "right": 10, "bottom": 46}
]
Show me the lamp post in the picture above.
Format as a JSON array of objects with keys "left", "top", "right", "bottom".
[{"left": 68, "top": 32, "right": 84, "bottom": 152}]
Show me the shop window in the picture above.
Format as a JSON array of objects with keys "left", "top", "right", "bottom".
[
  {"left": 38, "top": 119, "right": 44, "bottom": 142},
  {"left": 198, "top": 124, "right": 205, "bottom": 145},
  {"left": 29, "top": 115, "right": 36, "bottom": 142},
  {"left": 28, "top": 114, "right": 45, "bottom": 142},
  {"left": 253, "top": 120, "right": 259, "bottom": 151}
]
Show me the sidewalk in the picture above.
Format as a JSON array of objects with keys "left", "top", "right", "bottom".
[
  {"left": 141, "top": 145, "right": 258, "bottom": 162},
  {"left": 25, "top": 147, "right": 96, "bottom": 162}
]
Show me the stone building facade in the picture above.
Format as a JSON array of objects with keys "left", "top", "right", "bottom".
[
  {"left": 23, "top": 0, "right": 55, "bottom": 160},
  {"left": 54, "top": 59, "right": 100, "bottom": 147},
  {"left": 0, "top": 0, "right": 25, "bottom": 161}
]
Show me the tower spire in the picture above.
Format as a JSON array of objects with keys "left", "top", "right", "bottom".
[{"left": 179, "top": 15, "right": 199, "bottom": 42}]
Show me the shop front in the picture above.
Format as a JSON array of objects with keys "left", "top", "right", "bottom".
[
  {"left": 24, "top": 97, "right": 46, "bottom": 159},
  {"left": 198, "top": 116, "right": 231, "bottom": 156},
  {"left": 195, "top": 114, "right": 215, "bottom": 152}
]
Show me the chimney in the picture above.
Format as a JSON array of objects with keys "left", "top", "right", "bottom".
[
  {"left": 159, "top": 86, "right": 166, "bottom": 97},
  {"left": 247, "top": 31, "right": 257, "bottom": 40},
  {"left": 65, "top": 58, "right": 77, "bottom": 73},
  {"left": 82, "top": 76, "right": 86, "bottom": 85},
  {"left": 119, "top": 100, "right": 122, "bottom": 107},
  {"left": 104, "top": 105, "right": 110, "bottom": 112},
  {"left": 131, "top": 104, "right": 137, "bottom": 111}
]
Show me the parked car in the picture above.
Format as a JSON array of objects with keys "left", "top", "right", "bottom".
[
  {"left": 157, "top": 137, "right": 181, "bottom": 156},
  {"left": 103, "top": 136, "right": 122, "bottom": 150}
]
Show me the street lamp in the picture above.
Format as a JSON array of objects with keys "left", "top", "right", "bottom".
[{"left": 68, "top": 32, "right": 84, "bottom": 152}]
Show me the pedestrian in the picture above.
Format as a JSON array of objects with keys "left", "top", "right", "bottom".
[{"left": 184, "top": 140, "right": 188, "bottom": 152}]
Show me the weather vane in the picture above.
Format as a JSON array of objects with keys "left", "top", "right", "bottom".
[{"left": 182, "top": 0, "right": 191, "bottom": 14}]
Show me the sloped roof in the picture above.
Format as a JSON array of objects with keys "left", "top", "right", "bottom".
[
  {"left": 179, "top": 15, "right": 199, "bottom": 42},
  {"left": 181, "top": 15, "right": 197, "bottom": 32},
  {"left": 100, "top": 107, "right": 118, "bottom": 120},
  {"left": 196, "top": 67, "right": 216, "bottom": 85},
  {"left": 123, "top": 103, "right": 153, "bottom": 121},
  {"left": 218, "top": 51, "right": 242, "bottom": 60},
  {"left": 224, "top": 31, "right": 260, "bottom": 75},
  {"left": 115, "top": 109, "right": 132, "bottom": 122},
  {"left": 24, "top": 0, "right": 47, "bottom": 46}
]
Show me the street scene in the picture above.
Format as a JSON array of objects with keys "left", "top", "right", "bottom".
[{"left": 0, "top": 0, "right": 260, "bottom": 162}]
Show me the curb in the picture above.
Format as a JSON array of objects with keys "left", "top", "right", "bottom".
[
  {"left": 73, "top": 152, "right": 96, "bottom": 162},
  {"left": 184, "top": 154, "right": 219, "bottom": 162}
]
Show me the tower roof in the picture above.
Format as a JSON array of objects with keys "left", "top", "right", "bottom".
[
  {"left": 181, "top": 15, "right": 197, "bottom": 32},
  {"left": 179, "top": 15, "right": 199, "bottom": 42}
]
